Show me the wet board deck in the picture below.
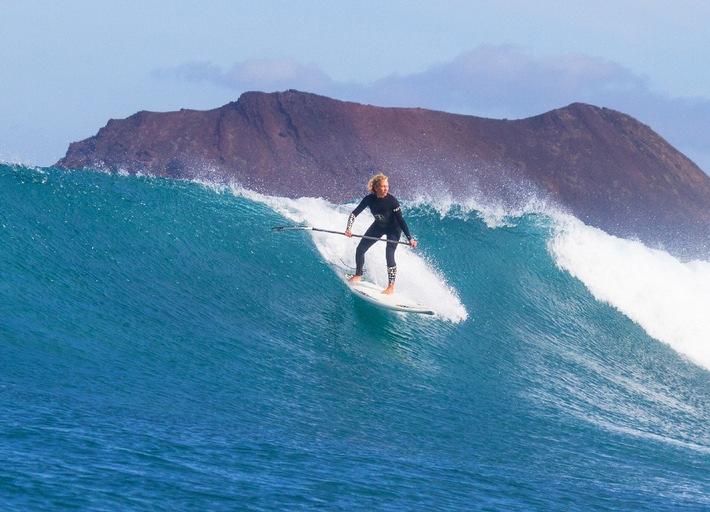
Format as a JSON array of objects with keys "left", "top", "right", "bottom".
[{"left": 346, "top": 278, "right": 435, "bottom": 315}]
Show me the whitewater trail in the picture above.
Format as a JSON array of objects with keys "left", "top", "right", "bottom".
[{"left": 227, "top": 186, "right": 468, "bottom": 322}]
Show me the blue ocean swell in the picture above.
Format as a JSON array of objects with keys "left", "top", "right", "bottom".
[{"left": 0, "top": 164, "right": 708, "bottom": 510}]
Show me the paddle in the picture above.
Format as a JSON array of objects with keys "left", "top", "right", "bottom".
[{"left": 272, "top": 225, "right": 412, "bottom": 246}]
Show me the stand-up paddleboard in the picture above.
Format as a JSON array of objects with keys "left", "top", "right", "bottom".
[
  {"left": 272, "top": 226, "right": 434, "bottom": 315},
  {"left": 346, "top": 277, "right": 435, "bottom": 315}
]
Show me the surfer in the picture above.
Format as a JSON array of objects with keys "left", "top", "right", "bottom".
[{"left": 345, "top": 173, "right": 417, "bottom": 295}]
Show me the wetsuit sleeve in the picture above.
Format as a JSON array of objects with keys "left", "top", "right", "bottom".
[
  {"left": 346, "top": 195, "right": 371, "bottom": 231},
  {"left": 392, "top": 198, "right": 412, "bottom": 240}
]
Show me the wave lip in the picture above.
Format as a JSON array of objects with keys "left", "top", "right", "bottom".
[{"left": 550, "top": 215, "right": 710, "bottom": 371}]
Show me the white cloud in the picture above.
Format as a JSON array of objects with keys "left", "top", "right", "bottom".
[{"left": 359, "top": 47, "right": 649, "bottom": 117}]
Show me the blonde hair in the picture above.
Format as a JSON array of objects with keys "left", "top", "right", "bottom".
[{"left": 367, "top": 173, "right": 389, "bottom": 194}]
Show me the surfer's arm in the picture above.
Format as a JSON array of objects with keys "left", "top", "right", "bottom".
[
  {"left": 393, "top": 205, "right": 413, "bottom": 242},
  {"left": 345, "top": 213, "right": 356, "bottom": 236},
  {"left": 345, "top": 196, "right": 371, "bottom": 236}
]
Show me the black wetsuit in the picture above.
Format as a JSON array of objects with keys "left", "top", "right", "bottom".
[{"left": 347, "top": 193, "right": 412, "bottom": 283}]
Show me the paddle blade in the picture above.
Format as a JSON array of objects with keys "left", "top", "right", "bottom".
[{"left": 271, "top": 225, "right": 311, "bottom": 232}]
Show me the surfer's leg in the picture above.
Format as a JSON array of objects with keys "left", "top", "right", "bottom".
[
  {"left": 382, "top": 230, "right": 400, "bottom": 294},
  {"left": 352, "top": 240, "right": 369, "bottom": 280},
  {"left": 352, "top": 224, "right": 386, "bottom": 281},
  {"left": 384, "top": 227, "right": 401, "bottom": 268},
  {"left": 352, "top": 234, "right": 379, "bottom": 279},
  {"left": 380, "top": 265, "right": 396, "bottom": 295}
]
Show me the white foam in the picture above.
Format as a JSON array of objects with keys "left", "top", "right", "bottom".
[
  {"left": 236, "top": 188, "right": 468, "bottom": 322},
  {"left": 550, "top": 215, "right": 710, "bottom": 371},
  {"left": 407, "top": 190, "right": 558, "bottom": 229}
]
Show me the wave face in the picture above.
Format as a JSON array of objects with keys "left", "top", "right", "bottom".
[{"left": 1, "top": 163, "right": 709, "bottom": 511}]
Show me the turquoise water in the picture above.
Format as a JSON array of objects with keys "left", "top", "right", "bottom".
[{"left": 1, "top": 163, "right": 708, "bottom": 510}]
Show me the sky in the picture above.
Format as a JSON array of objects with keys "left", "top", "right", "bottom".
[{"left": 2, "top": 0, "right": 709, "bottom": 174}]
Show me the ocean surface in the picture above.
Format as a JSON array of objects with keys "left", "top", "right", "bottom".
[{"left": 1, "top": 163, "right": 709, "bottom": 511}]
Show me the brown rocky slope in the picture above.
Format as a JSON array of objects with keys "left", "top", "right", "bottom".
[{"left": 56, "top": 90, "right": 709, "bottom": 258}]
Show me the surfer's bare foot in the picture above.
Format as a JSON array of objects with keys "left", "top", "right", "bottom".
[
  {"left": 381, "top": 284, "right": 394, "bottom": 295},
  {"left": 348, "top": 275, "right": 362, "bottom": 282}
]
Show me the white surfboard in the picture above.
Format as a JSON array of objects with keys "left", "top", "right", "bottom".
[{"left": 346, "top": 278, "right": 435, "bottom": 315}]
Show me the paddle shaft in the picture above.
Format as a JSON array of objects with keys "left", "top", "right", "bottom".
[
  {"left": 314, "top": 227, "right": 411, "bottom": 245},
  {"left": 273, "top": 226, "right": 411, "bottom": 246}
]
